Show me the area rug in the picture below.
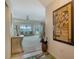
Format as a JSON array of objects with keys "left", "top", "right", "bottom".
[
  {"left": 24, "top": 54, "right": 56, "bottom": 59},
  {"left": 25, "top": 54, "right": 42, "bottom": 59}
]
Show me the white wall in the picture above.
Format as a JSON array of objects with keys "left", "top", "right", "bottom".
[{"left": 45, "top": 0, "right": 74, "bottom": 59}]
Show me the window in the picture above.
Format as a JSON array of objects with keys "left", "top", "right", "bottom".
[{"left": 20, "top": 25, "right": 32, "bottom": 35}]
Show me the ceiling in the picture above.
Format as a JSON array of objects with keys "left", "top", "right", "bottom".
[
  {"left": 11, "top": 0, "right": 54, "bottom": 22},
  {"left": 40, "top": 0, "right": 54, "bottom": 6}
]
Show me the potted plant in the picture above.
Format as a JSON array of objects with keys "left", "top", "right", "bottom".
[{"left": 40, "top": 36, "right": 48, "bottom": 53}]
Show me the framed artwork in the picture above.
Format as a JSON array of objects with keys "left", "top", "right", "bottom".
[{"left": 53, "top": 1, "right": 74, "bottom": 45}]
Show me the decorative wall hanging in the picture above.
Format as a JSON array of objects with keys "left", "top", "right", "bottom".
[{"left": 53, "top": 1, "right": 74, "bottom": 45}]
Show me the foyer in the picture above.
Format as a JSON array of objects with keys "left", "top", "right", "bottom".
[{"left": 5, "top": 0, "right": 74, "bottom": 59}]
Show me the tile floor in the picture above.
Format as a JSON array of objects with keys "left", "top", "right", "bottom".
[{"left": 22, "top": 35, "right": 41, "bottom": 54}]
